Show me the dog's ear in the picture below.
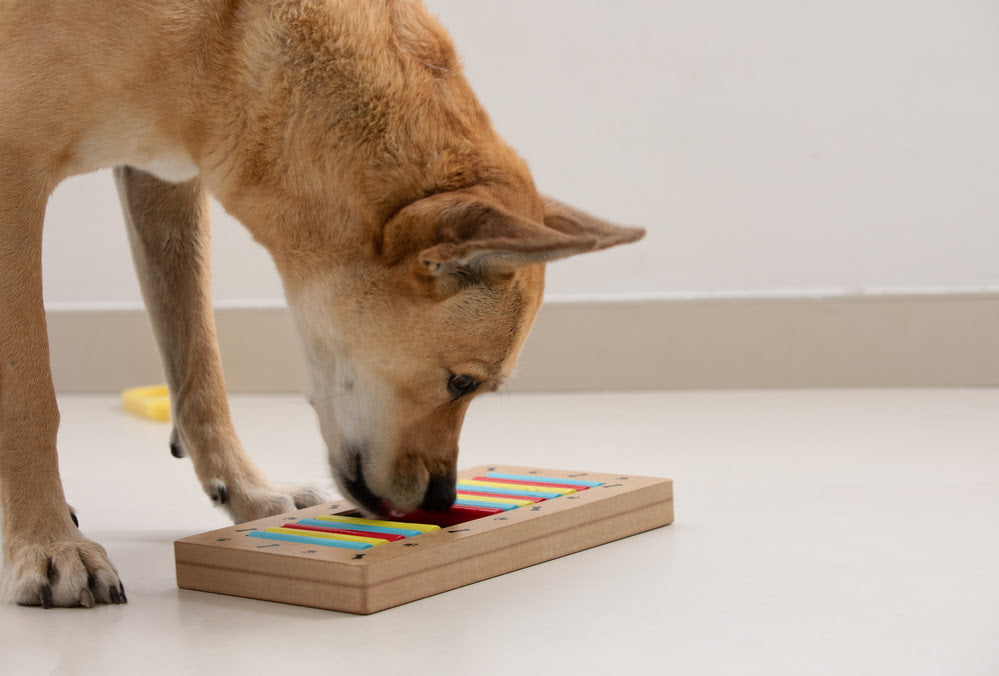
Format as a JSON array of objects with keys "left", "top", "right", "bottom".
[
  {"left": 537, "top": 195, "right": 646, "bottom": 253},
  {"left": 381, "top": 191, "right": 644, "bottom": 295}
]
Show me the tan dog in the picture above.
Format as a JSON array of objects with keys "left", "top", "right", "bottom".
[{"left": 0, "top": 0, "right": 643, "bottom": 608}]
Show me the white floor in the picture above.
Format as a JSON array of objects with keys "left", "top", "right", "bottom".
[{"left": 2, "top": 389, "right": 998, "bottom": 675}]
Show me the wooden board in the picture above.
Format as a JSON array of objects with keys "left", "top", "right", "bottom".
[{"left": 174, "top": 465, "right": 673, "bottom": 614}]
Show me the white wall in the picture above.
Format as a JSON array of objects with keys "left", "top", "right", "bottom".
[{"left": 41, "top": 0, "right": 999, "bottom": 308}]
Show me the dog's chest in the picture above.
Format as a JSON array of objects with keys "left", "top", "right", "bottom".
[
  {"left": 135, "top": 152, "right": 200, "bottom": 183},
  {"left": 74, "top": 115, "right": 199, "bottom": 183}
]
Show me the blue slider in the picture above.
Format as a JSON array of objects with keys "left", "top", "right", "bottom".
[
  {"left": 484, "top": 472, "right": 604, "bottom": 488},
  {"left": 296, "top": 518, "right": 423, "bottom": 538},
  {"left": 247, "top": 530, "right": 372, "bottom": 549}
]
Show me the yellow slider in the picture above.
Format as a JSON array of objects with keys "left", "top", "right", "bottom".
[
  {"left": 315, "top": 515, "right": 440, "bottom": 533},
  {"left": 265, "top": 527, "right": 388, "bottom": 547},
  {"left": 458, "top": 480, "right": 576, "bottom": 495},
  {"left": 456, "top": 493, "right": 535, "bottom": 507}
]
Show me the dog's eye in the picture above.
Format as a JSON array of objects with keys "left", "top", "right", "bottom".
[{"left": 448, "top": 374, "right": 480, "bottom": 398}]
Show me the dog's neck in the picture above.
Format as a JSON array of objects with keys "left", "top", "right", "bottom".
[{"left": 171, "top": 0, "right": 536, "bottom": 277}]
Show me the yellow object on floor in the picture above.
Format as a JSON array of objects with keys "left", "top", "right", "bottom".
[{"left": 121, "top": 385, "right": 171, "bottom": 421}]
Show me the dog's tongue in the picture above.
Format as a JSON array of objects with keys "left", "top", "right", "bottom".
[
  {"left": 384, "top": 506, "right": 416, "bottom": 520},
  {"left": 381, "top": 500, "right": 408, "bottom": 519}
]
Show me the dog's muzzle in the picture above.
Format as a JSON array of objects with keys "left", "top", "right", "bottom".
[{"left": 342, "top": 452, "right": 457, "bottom": 515}]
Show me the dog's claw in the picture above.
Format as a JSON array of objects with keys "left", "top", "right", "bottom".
[
  {"left": 69, "top": 508, "right": 79, "bottom": 528},
  {"left": 119, "top": 583, "right": 128, "bottom": 604},
  {"left": 79, "top": 588, "right": 95, "bottom": 609},
  {"left": 209, "top": 481, "right": 228, "bottom": 505},
  {"left": 40, "top": 584, "right": 53, "bottom": 609},
  {"left": 109, "top": 585, "right": 121, "bottom": 605},
  {"left": 169, "top": 427, "right": 184, "bottom": 458}
]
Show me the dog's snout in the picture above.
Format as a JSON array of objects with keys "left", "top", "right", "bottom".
[{"left": 420, "top": 472, "right": 456, "bottom": 512}]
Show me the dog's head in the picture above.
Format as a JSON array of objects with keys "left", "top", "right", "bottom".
[
  {"left": 283, "top": 188, "right": 643, "bottom": 515},
  {"left": 194, "top": 0, "right": 642, "bottom": 515}
]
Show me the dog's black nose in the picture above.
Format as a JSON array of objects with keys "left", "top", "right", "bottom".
[{"left": 420, "top": 472, "right": 456, "bottom": 512}]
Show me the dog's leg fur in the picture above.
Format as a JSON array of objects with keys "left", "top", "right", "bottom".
[
  {"left": 114, "top": 166, "right": 327, "bottom": 522},
  {"left": 0, "top": 166, "right": 124, "bottom": 607}
]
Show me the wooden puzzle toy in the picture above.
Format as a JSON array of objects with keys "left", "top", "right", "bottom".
[{"left": 175, "top": 465, "right": 673, "bottom": 614}]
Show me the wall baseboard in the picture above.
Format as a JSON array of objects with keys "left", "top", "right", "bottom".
[{"left": 46, "top": 293, "right": 999, "bottom": 393}]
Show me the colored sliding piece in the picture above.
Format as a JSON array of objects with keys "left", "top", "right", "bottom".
[
  {"left": 265, "top": 527, "right": 388, "bottom": 547},
  {"left": 474, "top": 477, "right": 586, "bottom": 492},
  {"left": 476, "top": 476, "right": 597, "bottom": 491},
  {"left": 455, "top": 498, "right": 519, "bottom": 511},
  {"left": 296, "top": 518, "right": 423, "bottom": 538},
  {"left": 283, "top": 523, "right": 407, "bottom": 542},
  {"left": 315, "top": 514, "right": 440, "bottom": 533},
  {"left": 389, "top": 505, "right": 505, "bottom": 527},
  {"left": 247, "top": 530, "right": 372, "bottom": 550},
  {"left": 454, "top": 493, "right": 535, "bottom": 507},
  {"left": 484, "top": 472, "right": 604, "bottom": 488},
  {"left": 456, "top": 481, "right": 562, "bottom": 500},
  {"left": 456, "top": 489, "right": 546, "bottom": 504},
  {"left": 462, "top": 479, "right": 576, "bottom": 495}
]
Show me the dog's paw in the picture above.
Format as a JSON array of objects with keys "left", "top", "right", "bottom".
[
  {"left": 206, "top": 479, "right": 331, "bottom": 523},
  {"left": 1, "top": 531, "right": 125, "bottom": 608}
]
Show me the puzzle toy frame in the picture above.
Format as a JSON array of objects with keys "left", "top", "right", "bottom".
[{"left": 175, "top": 465, "right": 673, "bottom": 614}]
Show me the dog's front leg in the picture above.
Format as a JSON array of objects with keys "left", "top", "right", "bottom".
[
  {"left": 0, "top": 172, "right": 124, "bottom": 607},
  {"left": 114, "top": 167, "right": 326, "bottom": 522}
]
